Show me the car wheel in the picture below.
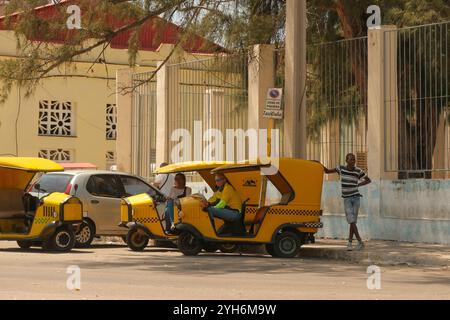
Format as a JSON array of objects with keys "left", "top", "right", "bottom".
[
  {"left": 219, "top": 243, "right": 238, "bottom": 253},
  {"left": 17, "top": 240, "right": 32, "bottom": 249},
  {"left": 46, "top": 226, "right": 76, "bottom": 253},
  {"left": 126, "top": 228, "right": 149, "bottom": 252},
  {"left": 177, "top": 231, "right": 203, "bottom": 256},
  {"left": 271, "top": 231, "right": 301, "bottom": 258},
  {"left": 203, "top": 242, "right": 219, "bottom": 253},
  {"left": 75, "top": 220, "right": 95, "bottom": 248}
]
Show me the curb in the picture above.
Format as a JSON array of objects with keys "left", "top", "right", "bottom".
[{"left": 300, "top": 246, "right": 450, "bottom": 268}]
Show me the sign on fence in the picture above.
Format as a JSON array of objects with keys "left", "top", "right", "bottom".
[{"left": 264, "top": 88, "right": 284, "bottom": 119}]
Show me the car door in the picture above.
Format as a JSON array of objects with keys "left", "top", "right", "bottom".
[{"left": 84, "top": 174, "right": 125, "bottom": 233}]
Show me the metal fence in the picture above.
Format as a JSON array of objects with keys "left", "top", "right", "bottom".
[
  {"left": 306, "top": 37, "right": 369, "bottom": 171},
  {"left": 166, "top": 55, "right": 249, "bottom": 169},
  {"left": 384, "top": 22, "right": 450, "bottom": 178},
  {"left": 131, "top": 71, "right": 157, "bottom": 182}
]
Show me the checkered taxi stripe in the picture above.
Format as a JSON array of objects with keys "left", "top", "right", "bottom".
[
  {"left": 268, "top": 208, "right": 321, "bottom": 216},
  {"left": 34, "top": 217, "right": 54, "bottom": 225},
  {"left": 245, "top": 207, "right": 321, "bottom": 217},
  {"left": 245, "top": 207, "right": 258, "bottom": 215},
  {"left": 301, "top": 222, "right": 323, "bottom": 229},
  {"left": 135, "top": 217, "right": 160, "bottom": 224}
]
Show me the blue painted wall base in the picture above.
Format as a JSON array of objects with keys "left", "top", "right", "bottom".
[{"left": 319, "top": 180, "right": 450, "bottom": 245}]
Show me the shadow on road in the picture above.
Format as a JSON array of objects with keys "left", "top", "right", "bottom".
[
  {"left": 0, "top": 247, "right": 90, "bottom": 254},
  {"left": 69, "top": 249, "right": 364, "bottom": 276}
]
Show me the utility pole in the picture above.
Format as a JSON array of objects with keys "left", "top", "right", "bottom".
[{"left": 284, "top": 0, "right": 307, "bottom": 159}]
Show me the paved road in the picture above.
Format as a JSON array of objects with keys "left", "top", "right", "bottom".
[{"left": 0, "top": 241, "right": 448, "bottom": 300}]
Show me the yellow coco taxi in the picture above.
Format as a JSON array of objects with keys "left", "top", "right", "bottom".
[
  {"left": 119, "top": 162, "right": 231, "bottom": 252},
  {"left": 0, "top": 157, "right": 83, "bottom": 252},
  {"left": 174, "top": 158, "right": 324, "bottom": 258}
]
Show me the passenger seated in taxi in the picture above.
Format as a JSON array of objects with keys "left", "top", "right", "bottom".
[
  {"left": 164, "top": 173, "right": 192, "bottom": 231},
  {"left": 200, "top": 174, "right": 242, "bottom": 223}
]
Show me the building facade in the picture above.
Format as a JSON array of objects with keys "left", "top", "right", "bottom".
[{"left": 0, "top": 2, "right": 220, "bottom": 169}]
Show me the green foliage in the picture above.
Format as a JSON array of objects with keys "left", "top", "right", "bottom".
[{"left": 1, "top": 0, "right": 450, "bottom": 105}]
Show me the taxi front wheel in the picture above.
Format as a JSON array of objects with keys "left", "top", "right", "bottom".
[
  {"left": 178, "top": 231, "right": 203, "bottom": 256},
  {"left": 268, "top": 231, "right": 301, "bottom": 259},
  {"left": 126, "top": 228, "right": 149, "bottom": 252},
  {"left": 45, "top": 226, "right": 76, "bottom": 253}
]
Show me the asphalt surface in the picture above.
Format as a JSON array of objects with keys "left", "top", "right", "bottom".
[{"left": 0, "top": 241, "right": 448, "bottom": 300}]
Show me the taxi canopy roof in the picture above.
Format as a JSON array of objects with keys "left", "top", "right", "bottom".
[
  {"left": 213, "top": 158, "right": 324, "bottom": 207},
  {"left": 0, "top": 157, "right": 64, "bottom": 190},
  {"left": 156, "top": 161, "right": 232, "bottom": 174},
  {"left": 156, "top": 161, "right": 232, "bottom": 190}
]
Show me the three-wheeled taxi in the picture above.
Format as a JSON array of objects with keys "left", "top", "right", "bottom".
[
  {"left": 0, "top": 157, "right": 83, "bottom": 252},
  {"left": 119, "top": 162, "right": 231, "bottom": 252},
  {"left": 174, "top": 158, "right": 324, "bottom": 258}
]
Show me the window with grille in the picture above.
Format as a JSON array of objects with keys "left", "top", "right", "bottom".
[
  {"left": 38, "top": 100, "right": 75, "bottom": 137},
  {"left": 106, "top": 104, "right": 117, "bottom": 140},
  {"left": 106, "top": 151, "right": 116, "bottom": 170},
  {"left": 38, "top": 149, "right": 74, "bottom": 162}
]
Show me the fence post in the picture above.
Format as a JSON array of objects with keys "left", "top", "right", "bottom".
[
  {"left": 116, "top": 67, "right": 133, "bottom": 172},
  {"left": 367, "top": 25, "right": 398, "bottom": 180},
  {"left": 156, "top": 47, "right": 181, "bottom": 166},
  {"left": 248, "top": 44, "right": 275, "bottom": 135},
  {"left": 284, "top": 0, "right": 307, "bottom": 159}
]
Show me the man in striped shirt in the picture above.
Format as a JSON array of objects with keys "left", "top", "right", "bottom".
[{"left": 322, "top": 154, "right": 372, "bottom": 251}]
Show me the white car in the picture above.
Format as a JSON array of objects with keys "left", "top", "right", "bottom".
[{"left": 30, "top": 170, "right": 164, "bottom": 247}]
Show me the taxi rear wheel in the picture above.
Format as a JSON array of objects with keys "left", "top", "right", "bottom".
[
  {"left": 203, "top": 242, "right": 219, "bottom": 253},
  {"left": 271, "top": 231, "right": 301, "bottom": 258},
  {"left": 46, "top": 227, "right": 76, "bottom": 253},
  {"left": 265, "top": 244, "right": 275, "bottom": 256},
  {"left": 126, "top": 228, "right": 149, "bottom": 252},
  {"left": 17, "top": 240, "right": 32, "bottom": 249},
  {"left": 178, "top": 231, "right": 203, "bottom": 256},
  {"left": 219, "top": 244, "right": 238, "bottom": 253}
]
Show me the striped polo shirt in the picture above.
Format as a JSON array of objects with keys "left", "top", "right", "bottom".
[{"left": 336, "top": 165, "right": 367, "bottom": 198}]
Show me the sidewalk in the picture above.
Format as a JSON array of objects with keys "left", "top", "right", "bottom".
[
  {"left": 302, "top": 239, "right": 450, "bottom": 268},
  {"left": 98, "top": 237, "right": 450, "bottom": 267}
]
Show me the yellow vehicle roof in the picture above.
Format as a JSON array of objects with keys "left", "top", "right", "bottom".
[
  {"left": 156, "top": 161, "right": 233, "bottom": 174},
  {"left": 156, "top": 161, "right": 234, "bottom": 191},
  {"left": 213, "top": 158, "right": 324, "bottom": 207},
  {"left": 0, "top": 157, "right": 64, "bottom": 172},
  {"left": 0, "top": 157, "right": 64, "bottom": 190}
]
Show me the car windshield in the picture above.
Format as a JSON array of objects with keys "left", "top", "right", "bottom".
[{"left": 33, "top": 174, "right": 73, "bottom": 193}]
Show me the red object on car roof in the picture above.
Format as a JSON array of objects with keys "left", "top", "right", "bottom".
[{"left": 60, "top": 163, "right": 98, "bottom": 170}]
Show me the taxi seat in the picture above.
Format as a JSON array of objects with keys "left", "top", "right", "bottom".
[
  {"left": 216, "top": 199, "right": 250, "bottom": 236},
  {"left": 248, "top": 206, "right": 271, "bottom": 235},
  {"left": 0, "top": 189, "right": 25, "bottom": 219}
]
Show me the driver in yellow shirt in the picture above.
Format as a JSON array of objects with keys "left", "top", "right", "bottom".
[{"left": 200, "top": 173, "right": 242, "bottom": 222}]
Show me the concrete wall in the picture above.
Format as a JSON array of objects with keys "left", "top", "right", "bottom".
[{"left": 319, "top": 180, "right": 450, "bottom": 245}]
